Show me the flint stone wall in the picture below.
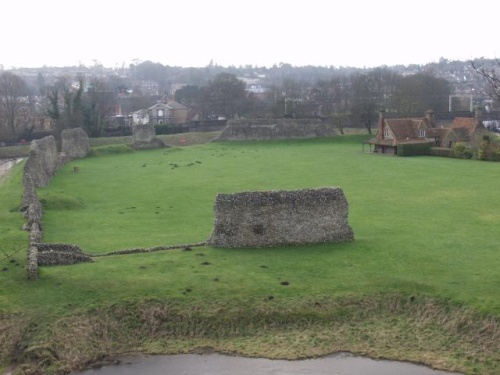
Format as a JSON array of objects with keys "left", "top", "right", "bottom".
[
  {"left": 21, "top": 131, "right": 93, "bottom": 279},
  {"left": 36, "top": 243, "right": 92, "bottom": 266},
  {"left": 208, "top": 187, "right": 354, "bottom": 248},
  {"left": 23, "top": 135, "right": 59, "bottom": 188},
  {"left": 20, "top": 175, "right": 43, "bottom": 234},
  {"left": 61, "top": 128, "right": 91, "bottom": 160},
  {"left": 132, "top": 124, "right": 166, "bottom": 149},
  {"left": 214, "top": 119, "right": 336, "bottom": 141}
]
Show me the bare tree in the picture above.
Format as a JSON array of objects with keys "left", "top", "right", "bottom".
[
  {"left": 206, "top": 73, "right": 247, "bottom": 119},
  {"left": 82, "top": 77, "right": 117, "bottom": 137},
  {"left": 350, "top": 68, "right": 397, "bottom": 134},
  {"left": 0, "top": 72, "right": 31, "bottom": 142},
  {"left": 471, "top": 59, "right": 500, "bottom": 102},
  {"left": 45, "top": 75, "right": 84, "bottom": 146}
]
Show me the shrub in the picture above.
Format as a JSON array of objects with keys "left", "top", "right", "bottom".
[
  {"left": 453, "top": 142, "right": 466, "bottom": 158},
  {"left": 430, "top": 147, "right": 453, "bottom": 158},
  {"left": 463, "top": 149, "right": 473, "bottom": 159}
]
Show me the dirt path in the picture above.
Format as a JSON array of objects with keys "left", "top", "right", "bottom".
[{"left": 0, "top": 158, "right": 22, "bottom": 184}]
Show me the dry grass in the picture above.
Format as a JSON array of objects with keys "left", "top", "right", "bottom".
[{"left": 9, "top": 294, "right": 499, "bottom": 375}]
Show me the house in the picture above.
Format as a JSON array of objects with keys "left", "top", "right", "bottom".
[
  {"left": 439, "top": 107, "right": 487, "bottom": 148},
  {"left": 131, "top": 109, "right": 149, "bottom": 125},
  {"left": 365, "top": 110, "right": 435, "bottom": 155},
  {"left": 147, "top": 100, "right": 188, "bottom": 125},
  {"left": 365, "top": 107, "right": 489, "bottom": 156},
  {"left": 165, "top": 100, "right": 188, "bottom": 125},
  {"left": 148, "top": 103, "right": 170, "bottom": 125}
]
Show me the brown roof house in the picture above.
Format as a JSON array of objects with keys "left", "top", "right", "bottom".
[
  {"left": 439, "top": 107, "right": 487, "bottom": 148},
  {"left": 365, "top": 110, "right": 435, "bottom": 155}
]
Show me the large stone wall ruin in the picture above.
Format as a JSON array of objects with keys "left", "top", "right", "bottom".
[
  {"left": 208, "top": 187, "right": 354, "bottom": 248},
  {"left": 131, "top": 124, "right": 166, "bottom": 149},
  {"left": 61, "top": 128, "right": 91, "bottom": 160},
  {"left": 21, "top": 130, "right": 93, "bottom": 279},
  {"left": 22, "top": 135, "right": 59, "bottom": 188},
  {"left": 214, "top": 119, "right": 337, "bottom": 141}
]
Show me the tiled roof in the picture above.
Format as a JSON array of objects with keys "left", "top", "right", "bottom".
[
  {"left": 386, "top": 119, "right": 421, "bottom": 140},
  {"left": 166, "top": 101, "right": 187, "bottom": 110},
  {"left": 451, "top": 117, "right": 480, "bottom": 135},
  {"left": 148, "top": 103, "right": 169, "bottom": 110},
  {"left": 426, "top": 127, "right": 448, "bottom": 138}
]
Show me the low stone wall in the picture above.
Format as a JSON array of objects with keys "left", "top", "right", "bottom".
[
  {"left": 132, "top": 124, "right": 166, "bottom": 149},
  {"left": 208, "top": 187, "right": 354, "bottom": 248},
  {"left": 20, "top": 176, "right": 43, "bottom": 233},
  {"left": 36, "top": 243, "right": 92, "bottom": 266},
  {"left": 27, "top": 245, "right": 38, "bottom": 280},
  {"left": 214, "top": 119, "right": 337, "bottom": 141},
  {"left": 21, "top": 130, "right": 92, "bottom": 279}
]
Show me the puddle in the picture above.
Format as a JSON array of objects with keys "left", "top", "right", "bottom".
[{"left": 74, "top": 352, "right": 463, "bottom": 375}]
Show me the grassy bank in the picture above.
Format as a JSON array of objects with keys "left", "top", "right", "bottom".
[
  {"left": 1, "top": 134, "right": 499, "bottom": 374},
  {"left": 2, "top": 294, "right": 498, "bottom": 375}
]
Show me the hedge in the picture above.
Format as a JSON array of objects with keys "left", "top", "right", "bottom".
[
  {"left": 397, "top": 142, "right": 433, "bottom": 156},
  {"left": 430, "top": 147, "right": 454, "bottom": 158}
]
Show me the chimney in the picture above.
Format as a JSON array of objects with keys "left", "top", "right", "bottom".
[
  {"left": 377, "top": 110, "right": 385, "bottom": 139},
  {"left": 425, "top": 109, "right": 435, "bottom": 126}
]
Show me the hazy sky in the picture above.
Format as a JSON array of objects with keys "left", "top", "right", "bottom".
[{"left": 1, "top": 0, "right": 499, "bottom": 69}]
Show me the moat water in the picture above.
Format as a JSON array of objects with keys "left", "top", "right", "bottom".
[{"left": 74, "top": 353, "right": 463, "bottom": 375}]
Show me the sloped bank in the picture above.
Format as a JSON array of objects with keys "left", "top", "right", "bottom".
[{"left": 3, "top": 294, "right": 498, "bottom": 375}]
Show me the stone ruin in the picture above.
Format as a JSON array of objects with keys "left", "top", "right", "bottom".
[
  {"left": 208, "top": 187, "right": 354, "bottom": 248},
  {"left": 214, "top": 118, "right": 337, "bottom": 141},
  {"left": 61, "top": 127, "right": 91, "bottom": 160},
  {"left": 22, "top": 135, "right": 59, "bottom": 188},
  {"left": 36, "top": 243, "right": 92, "bottom": 266},
  {"left": 20, "top": 130, "right": 93, "bottom": 279},
  {"left": 131, "top": 124, "right": 166, "bottom": 149}
]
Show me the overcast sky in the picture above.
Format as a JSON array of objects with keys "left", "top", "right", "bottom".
[{"left": 1, "top": 0, "right": 499, "bottom": 69}]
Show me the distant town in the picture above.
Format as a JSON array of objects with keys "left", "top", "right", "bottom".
[{"left": 0, "top": 58, "right": 499, "bottom": 144}]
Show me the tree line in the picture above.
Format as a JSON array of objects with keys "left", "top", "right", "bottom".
[{"left": 1, "top": 59, "right": 499, "bottom": 143}]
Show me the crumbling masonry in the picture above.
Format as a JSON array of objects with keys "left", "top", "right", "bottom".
[
  {"left": 21, "top": 129, "right": 93, "bottom": 280},
  {"left": 208, "top": 187, "right": 354, "bottom": 248}
]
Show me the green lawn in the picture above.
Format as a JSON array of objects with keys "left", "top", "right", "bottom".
[
  {"left": 29, "top": 136, "right": 500, "bottom": 313},
  {"left": 1, "top": 135, "right": 499, "bottom": 374}
]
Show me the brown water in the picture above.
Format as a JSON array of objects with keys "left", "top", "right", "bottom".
[{"left": 74, "top": 353, "right": 463, "bottom": 375}]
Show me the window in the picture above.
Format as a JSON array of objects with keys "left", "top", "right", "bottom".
[
  {"left": 383, "top": 128, "right": 389, "bottom": 138},
  {"left": 157, "top": 109, "right": 164, "bottom": 117},
  {"left": 419, "top": 129, "right": 426, "bottom": 137}
]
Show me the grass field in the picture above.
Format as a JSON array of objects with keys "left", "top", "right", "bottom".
[{"left": 1, "top": 134, "right": 499, "bottom": 374}]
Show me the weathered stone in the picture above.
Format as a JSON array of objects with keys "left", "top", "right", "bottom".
[
  {"left": 22, "top": 136, "right": 59, "bottom": 188},
  {"left": 61, "top": 128, "right": 91, "bottom": 159},
  {"left": 132, "top": 124, "right": 166, "bottom": 149},
  {"left": 208, "top": 187, "right": 354, "bottom": 248},
  {"left": 36, "top": 243, "right": 92, "bottom": 266},
  {"left": 214, "top": 119, "right": 336, "bottom": 141},
  {"left": 25, "top": 203, "right": 43, "bottom": 232},
  {"left": 21, "top": 174, "right": 37, "bottom": 211},
  {"left": 27, "top": 245, "right": 38, "bottom": 280},
  {"left": 29, "top": 222, "right": 43, "bottom": 244}
]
